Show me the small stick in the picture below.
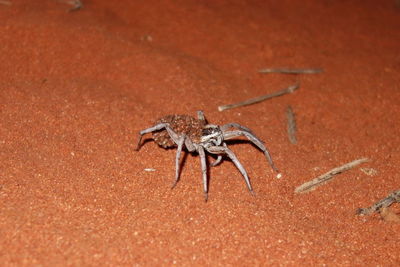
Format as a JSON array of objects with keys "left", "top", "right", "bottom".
[
  {"left": 295, "top": 158, "right": 369, "bottom": 193},
  {"left": 218, "top": 83, "right": 299, "bottom": 112},
  {"left": 0, "top": 0, "right": 11, "bottom": 6},
  {"left": 356, "top": 190, "right": 400, "bottom": 215},
  {"left": 286, "top": 105, "right": 297, "bottom": 144},
  {"left": 259, "top": 68, "right": 323, "bottom": 74}
]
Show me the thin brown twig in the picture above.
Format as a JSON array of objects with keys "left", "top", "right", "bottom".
[
  {"left": 218, "top": 83, "right": 299, "bottom": 112},
  {"left": 286, "top": 105, "right": 297, "bottom": 144},
  {"left": 259, "top": 68, "right": 323, "bottom": 74},
  {"left": 295, "top": 158, "right": 369, "bottom": 193},
  {"left": 356, "top": 190, "right": 400, "bottom": 215}
]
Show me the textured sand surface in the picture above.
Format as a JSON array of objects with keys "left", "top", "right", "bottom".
[{"left": 1, "top": 0, "right": 399, "bottom": 265}]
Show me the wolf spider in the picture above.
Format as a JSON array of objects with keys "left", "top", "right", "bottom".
[{"left": 135, "top": 111, "right": 278, "bottom": 200}]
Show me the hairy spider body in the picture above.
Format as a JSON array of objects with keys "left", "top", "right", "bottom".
[
  {"left": 153, "top": 115, "right": 205, "bottom": 148},
  {"left": 135, "top": 111, "right": 278, "bottom": 200}
]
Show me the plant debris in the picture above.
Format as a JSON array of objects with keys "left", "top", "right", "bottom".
[{"left": 295, "top": 158, "right": 369, "bottom": 193}]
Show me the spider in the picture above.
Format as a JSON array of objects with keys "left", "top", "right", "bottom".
[{"left": 135, "top": 111, "right": 279, "bottom": 200}]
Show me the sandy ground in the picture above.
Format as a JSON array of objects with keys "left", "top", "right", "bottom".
[{"left": 1, "top": 0, "right": 399, "bottom": 265}]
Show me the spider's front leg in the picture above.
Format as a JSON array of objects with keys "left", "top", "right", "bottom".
[
  {"left": 206, "top": 145, "right": 254, "bottom": 194},
  {"left": 209, "top": 143, "right": 228, "bottom": 167},
  {"left": 198, "top": 146, "right": 209, "bottom": 201},
  {"left": 210, "top": 155, "right": 223, "bottom": 167},
  {"left": 184, "top": 138, "right": 209, "bottom": 201},
  {"left": 135, "top": 123, "right": 169, "bottom": 151},
  {"left": 221, "top": 123, "right": 253, "bottom": 133},
  {"left": 223, "top": 130, "right": 279, "bottom": 173}
]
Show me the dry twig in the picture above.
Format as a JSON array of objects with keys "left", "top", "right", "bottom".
[
  {"left": 356, "top": 190, "right": 400, "bottom": 215},
  {"left": 286, "top": 106, "right": 297, "bottom": 144},
  {"left": 259, "top": 68, "right": 323, "bottom": 74},
  {"left": 218, "top": 84, "right": 299, "bottom": 112},
  {"left": 295, "top": 158, "right": 369, "bottom": 193}
]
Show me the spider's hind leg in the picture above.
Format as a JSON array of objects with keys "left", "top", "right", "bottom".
[
  {"left": 135, "top": 123, "right": 169, "bottom": 151},
  {"left": 197, "top": 110, "right": 208, "bottom": 124},
  {"left": 161, "top": 127, "right": 191, "bottom": 190},
  {"left": 171, "top": 135, "right": 186, "bottom": 189}
]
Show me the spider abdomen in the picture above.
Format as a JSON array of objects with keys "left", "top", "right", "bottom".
[{"left": 152, "top": 114, "right": 205, "bottom": 148}]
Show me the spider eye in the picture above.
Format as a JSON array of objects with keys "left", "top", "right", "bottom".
[
  {"left": 201, "top": 125, "right": 223, "bottom": 144},
  {"left": 202, "top": 126, "right": 220, "bottom": 137},
  {"left": 202, "top": 128, "right": 215, "bottom": 136}
]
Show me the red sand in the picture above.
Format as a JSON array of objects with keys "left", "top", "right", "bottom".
[{"left": 1, "top": 0, "right": 399, "bottom": 265}]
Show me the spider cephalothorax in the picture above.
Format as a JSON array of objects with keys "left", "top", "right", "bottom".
[
  {"left": 200, "top": 125, "right": 223, "bottom": 146},
  {"left": 135, "top": 111, "right": 279, "bottom": 200}
]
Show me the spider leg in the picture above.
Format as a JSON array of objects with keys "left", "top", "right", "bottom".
[
  {"left": 171, "top": 135, "right": 186, "bottom": 189},
  {"left": 164, "top": 126, "right": 182, "bottom": 144},
  {"left": 209, "top": 143, "right": 227, "bottom": 167},
  {"left": 206, "top": 145, "right": 254, "bottom": 194},
  {"left": 223, "top": 130, "right": 279, "bottom": 173},
  {"left": 135, "top": 123, "right": 169, "bottom": 151},
  {"left": 210, "top": 155, "right": 223, "bottom": 167},
  {"left": 184, "top": 138, "right": 196, "bottom": 152},
  {"left": 198, "top": 146, "right": 209, "bottom": 201},
  {"left": 161, "top": 126, "right": 189, "bottom": 189},
  {"left": 221, "top": 123, "right": 253, "bottom": 133},
  {"left": 197, "top": 110, "right": 205, "bottom": 122}
]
